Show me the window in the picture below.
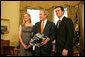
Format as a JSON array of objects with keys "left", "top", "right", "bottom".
[
  {"left": 27, "top": 8, "right": 40, "bottom": 25},
  {"left": 54, "top": 7, "right": 68, "bottom": 24}
]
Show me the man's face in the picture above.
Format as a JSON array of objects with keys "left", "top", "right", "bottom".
[
  {"left": 56, "top": 7, "right": 64, "bottom": 18},
  {"left": 39, "top": 11, "right": 46, "bottom": 21}
]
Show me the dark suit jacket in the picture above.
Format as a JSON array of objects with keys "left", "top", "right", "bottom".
[
  {"left": 33, "top": 20, "right": 55, "bottom": 55},
  {"left": 55, "top": 16, "right": 74, "bottom": 55}
]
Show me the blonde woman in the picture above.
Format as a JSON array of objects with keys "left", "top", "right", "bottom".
[{"left": 19, "top": 12, "right": 33, "bottom": 56}]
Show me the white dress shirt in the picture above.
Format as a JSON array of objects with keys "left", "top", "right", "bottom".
[
  {"left": 57, "top": 15, "right": 64, "bottom": 28},
  {"left": 41, "top": 19, "right": 47, "bottom": 29},
  {"left": 59, "top": 15, "right": 64, "bottom": 21}
]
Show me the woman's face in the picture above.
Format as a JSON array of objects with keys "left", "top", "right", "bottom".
[{"left": 23, "top": 14, "right": 30, "bottom": 22}]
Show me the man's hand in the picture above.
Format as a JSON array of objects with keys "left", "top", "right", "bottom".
[
  {"left": 62, "top": 49, "right": 68, "bottom": 56},
  {"left": 42, "top": 36, "right": 50, "bottom": 45}
]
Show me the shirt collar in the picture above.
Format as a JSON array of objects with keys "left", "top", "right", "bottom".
[
  {"left": 42, "top": 19, "right": 47, "bottom": 23},
  {"left": 41, "top": 19, "right": 47, "bottom": 29},
  {"left": 59, "top": 15, "right": 64, "bottom": 21}
]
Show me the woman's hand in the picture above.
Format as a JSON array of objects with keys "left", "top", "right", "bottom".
[
  {"left": 27, "top": 45, "right": 32, "bottom": 49},
  {"left": 23, "top": 44, "right": 28, "bottom": 49}
]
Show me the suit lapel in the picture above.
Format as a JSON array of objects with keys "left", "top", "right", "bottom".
[{"left": 39, "top": 21, "right": 41, "bottom": 33}]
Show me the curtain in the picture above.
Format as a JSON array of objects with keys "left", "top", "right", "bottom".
[
  {"left": 77, "top": 3, "right": 84, "bottom": 55},
  {"left": 67, "top": 6, "right": 76, "bottom": 25},
  {"left": 47, "top": 7, "right": 54, "bottom": 22}
]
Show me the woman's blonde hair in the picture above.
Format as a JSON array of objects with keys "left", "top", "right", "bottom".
[{"left": 23, "top": 12, "right": 31, "bottom": 25}]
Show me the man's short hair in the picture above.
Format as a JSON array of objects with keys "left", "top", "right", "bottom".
[
  {"left": 56, "top": 6, "right": 64, "bottom": 11},
  {"left": 40, "top": 9, "right": 48, "bottom": 17}
]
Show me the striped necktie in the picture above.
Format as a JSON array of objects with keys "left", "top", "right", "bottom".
[
  {"left": 41, "top": 21, "right": 44, "bottom": 33},
  {"left": 57, "top": 20, "right": 61, "bottom": 28}
]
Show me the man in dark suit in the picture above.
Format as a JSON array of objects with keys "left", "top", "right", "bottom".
[
  {"left": 33, "top": 9, "right": 55, "bottom": 56},
  {"left": 55, "top": 6, "right": 74, "bottom": 56}
]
